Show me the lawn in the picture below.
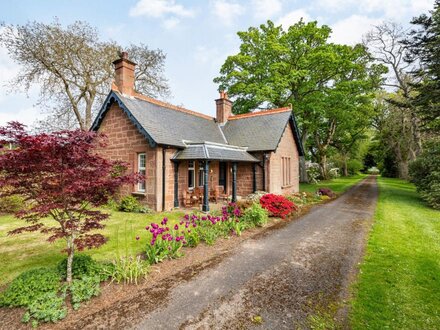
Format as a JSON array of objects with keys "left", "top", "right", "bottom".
[
  {"left": 350, "top": 177, "right": 440, "bottom": 329},
  {"left": 0, "top": 209, "right": 185, "bottom": 285},
  {"left": 300, "top": 174, "right": 367, "bottom": 194}
]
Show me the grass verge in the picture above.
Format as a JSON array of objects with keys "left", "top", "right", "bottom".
[
  {"left": 0, "top": 210, "right": 184, "bottom": 286},
  {"left": 350, "top": 177, "right": 440, "bottom": 329},
  {"left": 300, "top": 174, "right": 367, "bottom": 194}
]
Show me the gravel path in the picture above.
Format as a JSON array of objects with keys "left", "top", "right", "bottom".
[{"left": 132, "top": 176, "right": 378, "bottom": 329}]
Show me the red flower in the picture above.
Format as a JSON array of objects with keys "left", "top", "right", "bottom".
[{"left": 260, "top": 194, "right": 297, "bottom": 219}]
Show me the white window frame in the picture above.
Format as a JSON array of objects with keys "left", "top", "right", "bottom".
[
  {"left": 188, "top": 160, "right": 195, "bottom": 189},
  {"left": 198, "top": 166, "right": 205, "bottom": 187},
  {"left": 138, "top": 153, "right": 146, "bottom": 192}
]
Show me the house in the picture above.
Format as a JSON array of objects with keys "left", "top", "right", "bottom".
[{"left": 91, "top": 52, "right": 304, "bottom": 212}]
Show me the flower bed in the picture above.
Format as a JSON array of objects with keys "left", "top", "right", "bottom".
[{"left": 260, "top": 194, "right": 298, "bottom": 218}]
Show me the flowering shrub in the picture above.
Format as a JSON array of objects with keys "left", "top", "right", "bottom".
[
  {"left": 260, "top": 194, "right": 298, "bottom": 219},
  {"left": 317, "top": 188, "right": 336, "bottom": 198}
]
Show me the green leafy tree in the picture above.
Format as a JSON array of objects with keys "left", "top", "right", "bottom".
[
  {"left": 214, "top": 20, "right": 384, "bottom": 178},
  {"left": 405, "top": 0, "right": 440, "bottom": 133}
]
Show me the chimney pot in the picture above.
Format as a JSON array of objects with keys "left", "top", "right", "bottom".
[{"left": 121, "top": 51, "right": 129, "bottom": 59}]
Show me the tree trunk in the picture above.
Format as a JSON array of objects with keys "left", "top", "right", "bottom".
[
  {"left": 397, "top": 160, "right": 409, "bottom": 180},
  {"left": 319, "top": 154, "right": 328, "bottom": 180},
  {"left": 343, "top": 156, "right": 348, "bottom": 177},
  {"left": 299, "top": 156, "right": 308, "bottom": 183},
  {"left": 66, "top": 237, "right": 74, "bottom": 283}
]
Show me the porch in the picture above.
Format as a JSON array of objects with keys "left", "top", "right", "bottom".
[{"left": 172, "top": 142, "right": 263, "bottom": 212}]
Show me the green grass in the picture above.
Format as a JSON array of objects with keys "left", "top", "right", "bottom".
[
  {"left": 350, "top": 177, "right": 440, "bottom": 329},
  {"left": 0, "top": 209, "right": 184, "bottom": 285},
  {"left": 300, "top": 174, "right": 367, "bottom": 194}
]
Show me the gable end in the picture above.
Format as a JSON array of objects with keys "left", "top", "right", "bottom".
[{"left": 90, "top": 92, "right": 157, "bottom": 148}]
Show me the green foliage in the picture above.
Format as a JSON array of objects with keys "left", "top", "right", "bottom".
[
  {"left": 57, "top": 254, "right": 106, "bottom": 281},
  {"left": 0, "top": 267, "right": 61, "bottom": 307},
  {"left": 242, "top": 203, "right": 268, "bottom": 227},
  {"left": 214, "top": 20, "right": 385, "bottom": 178},
  {"left": 104, "top": 255, "right": 149, "bottom": 285},
  {"left": 409, "top": 142, "right": 440, "bottom": 209},
  {"left": 0, "top": 194, "right": 24, "bottom": 213},
  {"left": 70, "top": 276, "right": 101, "bottom": 310},
  {"left": 22, "top": 292, "right": 67, "bottom": 326},
  {"left": 347, "top": 159, "right": 363, "bottom": 175},
  {"left": 118, "top": 195, "right": 152, "bottom": 213}
]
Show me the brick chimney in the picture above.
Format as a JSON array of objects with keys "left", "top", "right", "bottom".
[
  {"left": 215, "top": 91, "right": 232, "bottom": 124},
  {"left": 113, "top": 52, "right": 136, "bottom": 96}
]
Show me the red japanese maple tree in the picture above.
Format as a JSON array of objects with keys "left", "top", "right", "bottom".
[{"left": 0, "top": 122, "right": 141, "bottom": 282}]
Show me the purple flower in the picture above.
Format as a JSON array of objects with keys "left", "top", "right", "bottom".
[
  {"left": 201, "top": 216, "right": 207, "bottom": 221},
  {"left": 161, "top": 217, "right": 168, "bottom": 225},
  {"left": 168, "top": 236, "right": 173, "bottom": 241},
  {"left": 150, "top": 240, "right": 155, "bottom": 245},
  {"left": 184, "top": 214, "right": 189, "bottom": 220},
  {"left": 176, "top": 236, "right": 181, "bottom": 242},
  {"left": 145, "top": 226, "right": 150, "bottom": 230},
  {"left": 136, "top": 236, "right": 140, "bottom": 241},
  {"left": 174, "top": 224, "right": 179, "bottom": 230},
  {"left": 188, "top": 230, "right": 191, "bottom": 233},
  {"left": 151, "top": 223, "right": 159, "bottom": 229}
]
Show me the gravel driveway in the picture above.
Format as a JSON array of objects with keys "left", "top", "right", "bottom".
[{"left": 131, "top": 176, "right": 378, "bottom": 329}]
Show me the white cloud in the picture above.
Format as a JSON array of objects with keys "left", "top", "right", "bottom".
[
  {"left": 0, "top": 106, "right": 41, "bottom": 127},
  {"left": 316, "top": 0, "right": 433, "bottom": 19},
  {"left": 253, "top": 0, "right": 282, "bottom": 19},
  {"left": 276, "top": 9, "right": 311, "bottom": 29},
  {"left": 211, "top": 0, "right": 244, "bottom": 26},
  {"left": 163, "top": 17, "right": 180, "bottom": 29},
  {"left": 330, "top": 15, "right": 382, "bottom": 45},
  {"left": 129, "top": 0, "right": 195, "bottom": 18}
]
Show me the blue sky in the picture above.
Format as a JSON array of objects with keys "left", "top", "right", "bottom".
[{"left": 0, "top": 0, "right": 434, "bottom": 126}]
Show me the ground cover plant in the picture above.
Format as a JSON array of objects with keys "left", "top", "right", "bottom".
[{"left": 350, "top": 177, "right": 440, "bottom": 329}]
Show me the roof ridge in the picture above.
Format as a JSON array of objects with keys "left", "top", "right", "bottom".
[
  {"left": 228, "top": 107, "right": 291, "bottom": 120},
  {"left": 133, "top": 92, "right": 215, "bottom": 120},
  {"left": 111, "top": 85, "right": 214, "bottom": 121}
]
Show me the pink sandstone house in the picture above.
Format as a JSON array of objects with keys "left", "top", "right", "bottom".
[{"left": 91, "top": 53, "right": 304, "bottom": 212}]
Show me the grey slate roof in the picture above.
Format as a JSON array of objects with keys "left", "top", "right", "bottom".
[
  {"left": 92, "top": 91, "right": 226, "bottom": 148},
  {"left": 221, "top": 110, "right": 292, "bottom": 152},
  {"left": 173, "top": 142, "right": 259, "bottom": 162},
  {"left": 91, "top": 91, "right": 304, "bottom": 156}
]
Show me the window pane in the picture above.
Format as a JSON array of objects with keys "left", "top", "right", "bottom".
[{"left": 188, "top": 170, "right": 194, "bottom": 188}]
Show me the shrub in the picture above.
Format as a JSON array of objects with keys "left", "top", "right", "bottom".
[
  {"left": 105, "top": 256, "right": 149, "bottom": 285},
  {"left": 57, "top": 254, "right": 105, "bottom": 280},
  {"left": 242, "top": 203, "right": 269, "bottom": 227},
  {"left": 347, "top": 159, "right": 363, "bottom": 175},
  {"left": 0, "top": 194, "right": 24, "bottom": 213},
  {"left": 236, "top": 199, "right": 253, "bottom": 212},
  {"left": 118, "top": 195, "right": 152, "bottom": 213},
  {"left": 69, "top": 276, "right": 101, "bottom": 310},
  {"left": 22, "top": 292, "right": 67, "bottom": 326},
  {"left": 306, "top": 162, "right": 320, "bottom": 183},
  {"left": 328, "top": 168, "right": 340, "bottom": 179},
  {"left": 260, "top": 194, "right": 298, "bottom": 219},
  {"left": 367, "top": 167, "right": 380, "bottom": 175},
  {"left": 317, "top": 188, "right": 336, "bottom": 198},
  {"left": 0, "top": 268, "right": 61, "bottom": 307},
  {"left": 409, "top": 142, "right": 440, "bottom": 209}
]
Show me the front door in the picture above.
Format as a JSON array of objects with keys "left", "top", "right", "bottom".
[{"left": 219, "top": 162, "right": 227, "bottom": 193}]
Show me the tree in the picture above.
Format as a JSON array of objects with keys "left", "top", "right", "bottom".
[
  {"left": 214, "top": 20, "right": 384, "bottom": 179},
  {"left": 405, "top": 0, "right": 440, "bottom": 133},
  {"left": 0, "top": 122, "right": 141, "bottom": 282},
  {"left": 364, "top": 22, "right": 423, "bottom": 158},
  {"left": 0, "top": 20, "right": 170, "bottom": 131}
]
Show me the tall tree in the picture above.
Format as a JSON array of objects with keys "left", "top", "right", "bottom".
[
  {"left": 0, "top": 122, "right": 141, "bottom": 282},
  {"left": 214, "top": 20, "right": 384, "bottom": 178},
  {"left": 0, "top": 20, "right": 170, "bottom": 131},
  {"left": 364, "top": 22, "right": 423, "bottom": 159},
  {"left": 405, "top": 0, "right": 440, "bottom": 133}
]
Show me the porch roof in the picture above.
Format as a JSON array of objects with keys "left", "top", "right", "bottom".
[{"left": 172, "top": 142, "right": 259, "bottom": 163}]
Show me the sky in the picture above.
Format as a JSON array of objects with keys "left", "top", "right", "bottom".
[{"left": 0, "top": 0, "right": 435, "bottom": 126}]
